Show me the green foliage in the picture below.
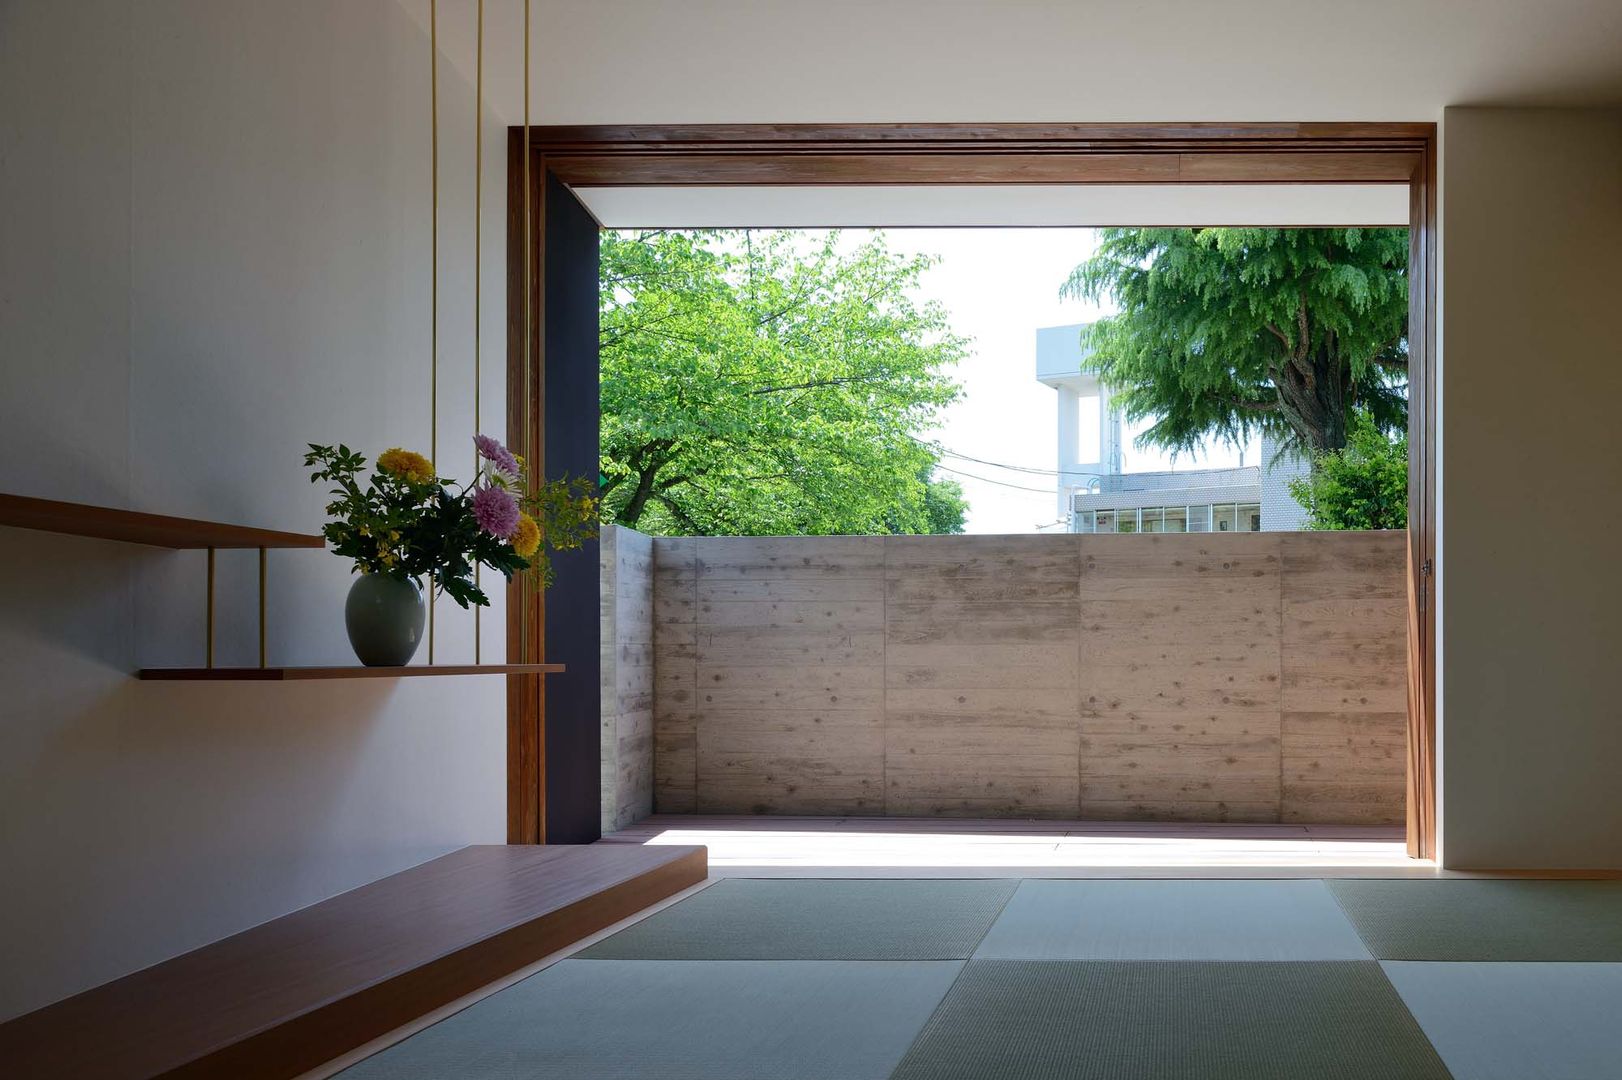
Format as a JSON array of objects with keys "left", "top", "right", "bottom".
[
  {"left": 1062, "top": 228, "right": 1409, "bottom": 456},
  {"left": 1287, "top": 412, "right": 1408, "bottom": 530},
  {"left": 519, "top": 474, "right": 601, "bottom": 588},
  {"left": 920, "top": 475, "right": 968, "bottom": 535},
  {"left": 600, "top": 229, "right": 968, "bottom": 536}
]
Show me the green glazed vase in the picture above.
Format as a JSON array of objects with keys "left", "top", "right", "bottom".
[{"left": 344, "top": 574, "right": 426, "bottom": 667}]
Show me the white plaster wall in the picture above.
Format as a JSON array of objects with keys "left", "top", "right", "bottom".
[
  {"left": 0, "top": 0, "right": 510, "bottom": 1020},
  {"left": 1437, "top": 107, "right": 1622, "bottom": 868}
]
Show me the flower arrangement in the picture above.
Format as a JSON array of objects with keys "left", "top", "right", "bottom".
[{"left": 305, "top": 436, "right": 597, "bottom": 608}]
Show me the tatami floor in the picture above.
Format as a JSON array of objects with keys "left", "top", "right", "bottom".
[{"left": 328, "top": 868, "right": 1622, "bottom": 1079}]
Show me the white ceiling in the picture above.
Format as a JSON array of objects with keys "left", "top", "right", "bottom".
[
  {"left": 403, "top": 0, "right": 1622, "bottom": 125},
  {"left": 576, "top": 184, "right": 1411, "bottom": 229}
]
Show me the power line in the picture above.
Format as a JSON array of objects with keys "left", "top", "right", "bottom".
[
  {"left": 908, "top": 435, "right": 1103, "bottom": 479},
  {"left": 933, "top": 463, "right": 1059, "bottom": 495}
]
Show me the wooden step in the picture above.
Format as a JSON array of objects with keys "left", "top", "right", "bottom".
[{"left": 0, "top": 843, "right": 707, "bottom": 1079}]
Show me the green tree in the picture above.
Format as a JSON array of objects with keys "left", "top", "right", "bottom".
[
  {"left": 1062, "top": 228, "right": 1409, "bottom": 456},
  {"left": 600, "top": 229, "right": 968, "bottom": 536},
  {"left": 884, "top": 465, "right": 966, "bottom": 535},
  {"left": 1288, "top": 411, "right": 1408, "bottom": 530}
]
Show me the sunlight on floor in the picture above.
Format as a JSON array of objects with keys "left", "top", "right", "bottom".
[{"left": 603, "top": 816, "right": 1422, "bottom": 878}]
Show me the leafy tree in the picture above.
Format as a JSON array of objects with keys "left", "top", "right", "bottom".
[
  {"left": 920, "top": 473, "right": 968, "bottom": 535},
  {"left": 1061, "top": 228, "right": 1409, "bottom": 456},
  {"left": 600, "top": 229, "right": 968, "bottom": 536},
  {"left": 1288, "top": 411, "right": 1408, "bottom": 530},
  {"left": 884, "top": 465, "right": 966, "bottom": 535}
]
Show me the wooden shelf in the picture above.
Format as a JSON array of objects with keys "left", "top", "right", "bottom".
[
  {"left": 0, "top": 492, "right": 324, "bottom": 549},
  {"left": 137, "top": 663, "right": 566, "bottom": 681}
]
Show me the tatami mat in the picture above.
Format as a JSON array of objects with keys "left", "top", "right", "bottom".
[
  {"left": 1383, "top": 961, "right": 1622, "bottom": 1080},
  {"left": 1329, "top": 880, "right": 1622, "bottom": 961},
  {"left": 889, "top": 959, "right": 1452, "bottom": 1080},
  {"left": 337, "top": 959, "right": 965, "bottom": 1080},
  {"left": 576, "top": 878, "right": 1018, "bottom": 960},
  {"left": 974, "top": 879, "right": 1372, "bottom": 960}
]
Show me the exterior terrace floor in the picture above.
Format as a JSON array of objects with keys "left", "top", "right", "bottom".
[{"left": 600, "top": 813, "right": 1418, "bottom": 877}]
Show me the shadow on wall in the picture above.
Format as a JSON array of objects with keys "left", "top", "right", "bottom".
[{"left": 0, "top": 528, "right": 498, "bottom": 1023}]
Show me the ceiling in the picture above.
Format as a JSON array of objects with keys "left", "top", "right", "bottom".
[
  {"left": 575, "top": 184, "right": 1412, "bottom": 229},
  {"left": 402, "top": 0, "right": 1622, "bottom": 126}
]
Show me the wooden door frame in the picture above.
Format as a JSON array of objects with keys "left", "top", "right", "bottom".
[{"left": 507, "top": 122, "right": 1438, "bottom": 858}]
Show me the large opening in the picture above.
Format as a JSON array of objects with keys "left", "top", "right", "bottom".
[{"left": 509, "top": 125, "right": 1436, "bottom": 865}]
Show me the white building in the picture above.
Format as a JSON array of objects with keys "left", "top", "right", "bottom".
[{"left": 1035, "top": 324, "right": 1311, "bottom": 533}]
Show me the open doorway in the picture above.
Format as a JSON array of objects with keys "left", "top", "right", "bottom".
[{"left": 507, "top": 125, "right": 1436, "bottom": 866}]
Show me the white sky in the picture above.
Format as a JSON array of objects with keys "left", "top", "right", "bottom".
[{"left": 876, "top": 228, "right": 1257, "bottom": 534}]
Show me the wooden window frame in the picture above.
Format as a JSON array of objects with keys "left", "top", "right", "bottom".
[{"left": 507, "top": 122, "right": 1438, "bottom": 858}]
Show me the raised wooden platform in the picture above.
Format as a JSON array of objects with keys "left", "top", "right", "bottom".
[{"left": 0, "top": 843, "right": 707, "bottom": 1079}]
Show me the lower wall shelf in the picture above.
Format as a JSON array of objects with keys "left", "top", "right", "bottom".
[{"left": 137, "top": 663, "right": 566, "bottom": 681}]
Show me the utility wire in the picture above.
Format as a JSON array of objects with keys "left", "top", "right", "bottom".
[
  {"left": 933, "top": 463, "right": 1060, "bottom": 495},
  {"left": 909, "top": 435, "right": 1104, "bottom": 479}
]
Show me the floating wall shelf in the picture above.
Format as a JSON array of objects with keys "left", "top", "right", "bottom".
[
  {"left": 4, "top": 494, "right": 552, "bottom": 679},
  {"left": 0, "top": 493, "right": 325, "bottom": 549},
  {"left": 138, "top": 664, "right": 566, "bottom": 681}
]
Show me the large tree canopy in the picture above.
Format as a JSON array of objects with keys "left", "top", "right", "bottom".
[
  {"left": 1061, "top": 228, "right": 1409, "bottom": 456},
  {"left": 600, "top": 229, "right": 967, "bottom": 536}
]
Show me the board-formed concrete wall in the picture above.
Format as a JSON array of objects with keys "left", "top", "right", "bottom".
[
  {"left": 600, "top": 526, "right": 656, "bottom": 832},
  {"left": 612, "top": 530, "right": 1408, "bottom": 825}
]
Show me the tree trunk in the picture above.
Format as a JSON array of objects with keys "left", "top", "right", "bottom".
[{"left": 1274, "top": 343, "right": 1352, "bottom": 455}]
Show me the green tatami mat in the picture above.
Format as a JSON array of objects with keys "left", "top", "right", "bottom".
[
  {"left": 1328, "top": 879, "right": 1622, "bottom": 961},
  {"left": 577, "top": 878, "right": 1017, "bottom": 960},
  {"left": 889, "top": 960, "right": 1451, "bottom": 1080},
  {"left": 337, "top": 959, "right": 964, "bottom": 1080}
]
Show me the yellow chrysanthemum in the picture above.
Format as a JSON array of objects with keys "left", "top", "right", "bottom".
[
  {"left": 377, "top": 447, "right": 435, "bottom": 484},
  {"left": 511, "top": 512, "right": 541, "bottom": 559}
]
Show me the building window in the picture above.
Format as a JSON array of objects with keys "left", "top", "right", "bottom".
[
  {"left": 1213, "top": 504, "right": 1237, "bottom": 532},
  {"left": 1188, "top": 504, "right": 1212, "bottom": 532},
  {"left": 1096, "top": 511, "right": 1116, "bottom": 533},
  {"left": 1164, "top": 506, "right": 1188, "bottom": 533},
  {"left": 1141, "top": 507, "right": 1165, "bottom": 532},
  {"left": 1075, "top": 510, "right": 1096, "bottom": 533},
  {"left": 1116, "top": 508, "right": 1139, "bottom": 533},
  {"left": 1240, "top": 503, "right": 1262, "bottom": 531}
]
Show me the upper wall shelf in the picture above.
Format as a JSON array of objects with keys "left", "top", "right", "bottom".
[
  {"left": 137, "top": 664, "right": 567, "bottom": 681},
  {"left": 0, "top": 493, "right": 324, "bottom": 550}
]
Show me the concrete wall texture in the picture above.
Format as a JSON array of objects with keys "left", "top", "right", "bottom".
[{"left": 614, "top": 531, "right": 1409, "bottom": 826}]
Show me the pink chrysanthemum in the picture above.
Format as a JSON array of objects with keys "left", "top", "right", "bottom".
[
  {"left": 473, "top": 434, "right": 521, "bottom": 480},
  {"left": 471, "top": 483, "right": 521, "bottom": 538}
]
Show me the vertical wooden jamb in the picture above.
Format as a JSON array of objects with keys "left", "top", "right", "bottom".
[
  {"left": 1404, "top": 135, "right": 1438, "bottom": 860},
  {"left": 506, "top": 132, "right": 546, "bottom": 844}
]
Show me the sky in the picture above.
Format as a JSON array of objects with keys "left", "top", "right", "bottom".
[{"left": 873, "top": 228, "right": 1258, "bottom": 534}]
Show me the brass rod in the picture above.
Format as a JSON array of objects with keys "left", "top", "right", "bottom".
[
  {"left": 474, "top": 0, "right": 483, "bottom": 665},
  {"left": 205, "top": 546, "right": 216, "bottom": 669},
  {"left": 258, "top": 547, "right": 267, "bottom": 668},
  {"left": 428, "top": 0, "right": 439, "bottom": 665},
  {"left": 520, "top": 0, "right": 531, "bottom": 669}
]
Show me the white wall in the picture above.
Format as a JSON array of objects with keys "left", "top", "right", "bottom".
[
  {"left": 1438, "top": 107, "right": 1622, "bottom": 868},
  {"left": 0, "top": 0, "right": 510, "bottom": 1020}
]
